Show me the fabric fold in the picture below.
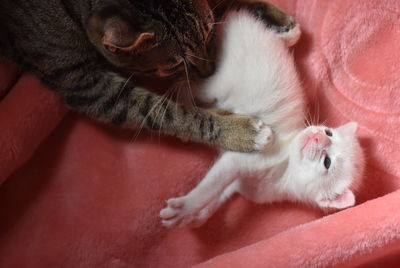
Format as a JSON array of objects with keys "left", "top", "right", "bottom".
[{"left": 0, "top": 73, "right": 67, "bottom": 184}]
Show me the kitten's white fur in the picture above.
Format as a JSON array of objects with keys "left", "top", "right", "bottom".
[{"left": 160, "top": 11, "right": 364, "bottom": 228}]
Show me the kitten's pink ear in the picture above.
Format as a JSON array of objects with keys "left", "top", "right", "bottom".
[
  {"left": 337, "top": 122, "right": 358, "bottom": 136},
  {"left": 317, "top": 189, "right": 355, "bottom": 209}
]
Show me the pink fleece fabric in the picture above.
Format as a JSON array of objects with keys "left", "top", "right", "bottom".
[{"left": 1, "top": 0, "right": 400, "bottom": 267}]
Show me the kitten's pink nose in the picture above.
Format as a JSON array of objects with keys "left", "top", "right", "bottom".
[{"left": 310, "top": 132, "right": 331, "bottom": 147}]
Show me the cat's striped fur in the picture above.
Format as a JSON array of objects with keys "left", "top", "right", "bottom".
[{"left": 0, "top": 0, "right": 297, "bottom": 152}]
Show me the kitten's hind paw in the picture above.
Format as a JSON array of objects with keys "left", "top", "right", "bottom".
[{"left": 160, "top": 197, "right": 202, "bottom": 228}]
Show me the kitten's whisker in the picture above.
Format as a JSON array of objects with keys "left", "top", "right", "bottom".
[
  {"left": 303, "top": 113, "right": 309, "bottom": 127},
  {"left": 321, "top": 119, "right": 328, "bottom": 126},
  {"left": 312, "top": 100, "right": 317, "bottom": 126},
  {"left": 306, "top": 109, "right": 312, "bottom": 127}
]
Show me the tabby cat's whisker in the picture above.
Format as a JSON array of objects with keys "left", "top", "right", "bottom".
[
  {"left": 185, "top": 53, "right": 211, "bottom": 62},
  {"left": 156, "top": 86, "right": 176, "bottom": 143},
  {"left": 211, "top": 0, "right": 224, "bottom": 11},
  {"left": 116, "top": 73, "right": 134, "bottom": 101},
  {"left": 130, "top": 88, "right": 173, "bottom": 144},
  {"left": 208, "top": 21, "right": 226, "bottom": 25},
  {"left": 173, "top": 82, "right": 180, "bottom": 113},
  {"left": 183, "top": 59, "right": 198, "bottom": 109}
]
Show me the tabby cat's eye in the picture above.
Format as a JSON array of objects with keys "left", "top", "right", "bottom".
[
  {"left": 325, "top": 129, "right": 332, "bottom": 137},
  {"left": 324, "top": 155, "right": 331, "bottom": 169}
]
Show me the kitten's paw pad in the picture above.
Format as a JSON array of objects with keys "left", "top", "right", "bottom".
[
  {"left": 167, "top": 198, "right": 184, "bottom": 209},
  {"left": 162, "top": 219, "right": 179, "bottom": 228},
  {"left": 160, "top": 205, "right": 182, "bottom": 228},
  {"left": 159, "top": 206, "right": 179, "bottom": 219},
  {"left": 160, "top": 197, "right": 198, "bottom": 228},
  {"left": 253, "top": 121, "right": 274, "bottom": 151}
]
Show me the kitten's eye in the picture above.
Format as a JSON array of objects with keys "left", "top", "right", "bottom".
[
  {"left": 325, "top": 129, "right": 333, "bottom": 137},
  {"left": 324, "top": 155, "right": 331, "bottom": 169}
]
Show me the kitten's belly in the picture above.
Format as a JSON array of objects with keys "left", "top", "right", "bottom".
[{"left": 238, "top": 175, "right": 278, "bottom": 203}]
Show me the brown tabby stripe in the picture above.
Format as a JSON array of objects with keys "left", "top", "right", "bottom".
[{"left": 0, "top": 0, "right": 298, "bottom": 152}]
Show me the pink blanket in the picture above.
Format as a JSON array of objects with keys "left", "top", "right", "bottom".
[{"left": 1, "top": 0, "right": 400, "bottom": 266}]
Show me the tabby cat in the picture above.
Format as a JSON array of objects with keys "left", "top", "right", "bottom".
[{"left": 0, "top": 0, "right": 297, "bottom": 152}]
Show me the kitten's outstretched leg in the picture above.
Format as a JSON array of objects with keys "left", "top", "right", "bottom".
[
  {"left": 187, "top": 181, "right": 238, "bottom": 228},
  {"left": 160, "top": 152, "right": 243, "bottom": 228}
]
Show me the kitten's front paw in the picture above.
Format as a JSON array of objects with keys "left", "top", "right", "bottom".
[
  {"left": 279, "top": 23, "right": 301, "bottom": 47},
  {"left": 160, "top": 197, "right": 200, "bottom": 228}
]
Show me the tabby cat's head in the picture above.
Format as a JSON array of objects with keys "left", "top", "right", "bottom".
[{"left": 88, "top": 0, "right": 216, "bottom": 78}]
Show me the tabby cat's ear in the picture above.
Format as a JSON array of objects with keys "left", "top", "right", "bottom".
[
  {"left": 102, "top": 16, "right": 155, "bottom": 53},
  {"left": 88, "top": 12, "right": 155, "bottom": 54}
]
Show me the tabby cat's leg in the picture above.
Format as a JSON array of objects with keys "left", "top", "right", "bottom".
[{"left": 51, "top": 71, "right": 272, "bottom": 152}]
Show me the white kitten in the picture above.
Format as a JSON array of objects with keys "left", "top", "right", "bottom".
[{"left": 160, "top": 11, "right": 365, "bottom": 228}]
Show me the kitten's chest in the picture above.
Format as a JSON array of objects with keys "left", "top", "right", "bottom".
[
  {"left": 238, "top": 160, "right": 288, "bottom": 203},
  {"left": 235, "top": 136, "right": 295, "bottom": 203}
]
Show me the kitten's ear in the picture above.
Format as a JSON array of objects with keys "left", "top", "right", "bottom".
[
  {"left": 102, "top": 16, "right": 155, "bottom": 53},
  {"left": 317, "top": 189, "right": 355, "bottom": 209},
  {"left": 337, "top": 122, "right": 358, "bottom": 136}
]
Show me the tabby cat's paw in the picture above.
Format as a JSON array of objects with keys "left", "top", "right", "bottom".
[
  {"left": 220, "top": 115, "right": 274, "bottom": 152},
  {"left": 252, "top": 120, "right": 274, "bottom": 151},
  {"left": 206, "top": 109, "right": 274, "bottom": 152}
]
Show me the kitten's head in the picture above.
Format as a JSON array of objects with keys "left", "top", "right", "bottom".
[
  {"left": 287, "top": 122, "right": 365, "bottom": 210},
  {"left": 87, "top": 0, "right": 216, "bottom": 78}
]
